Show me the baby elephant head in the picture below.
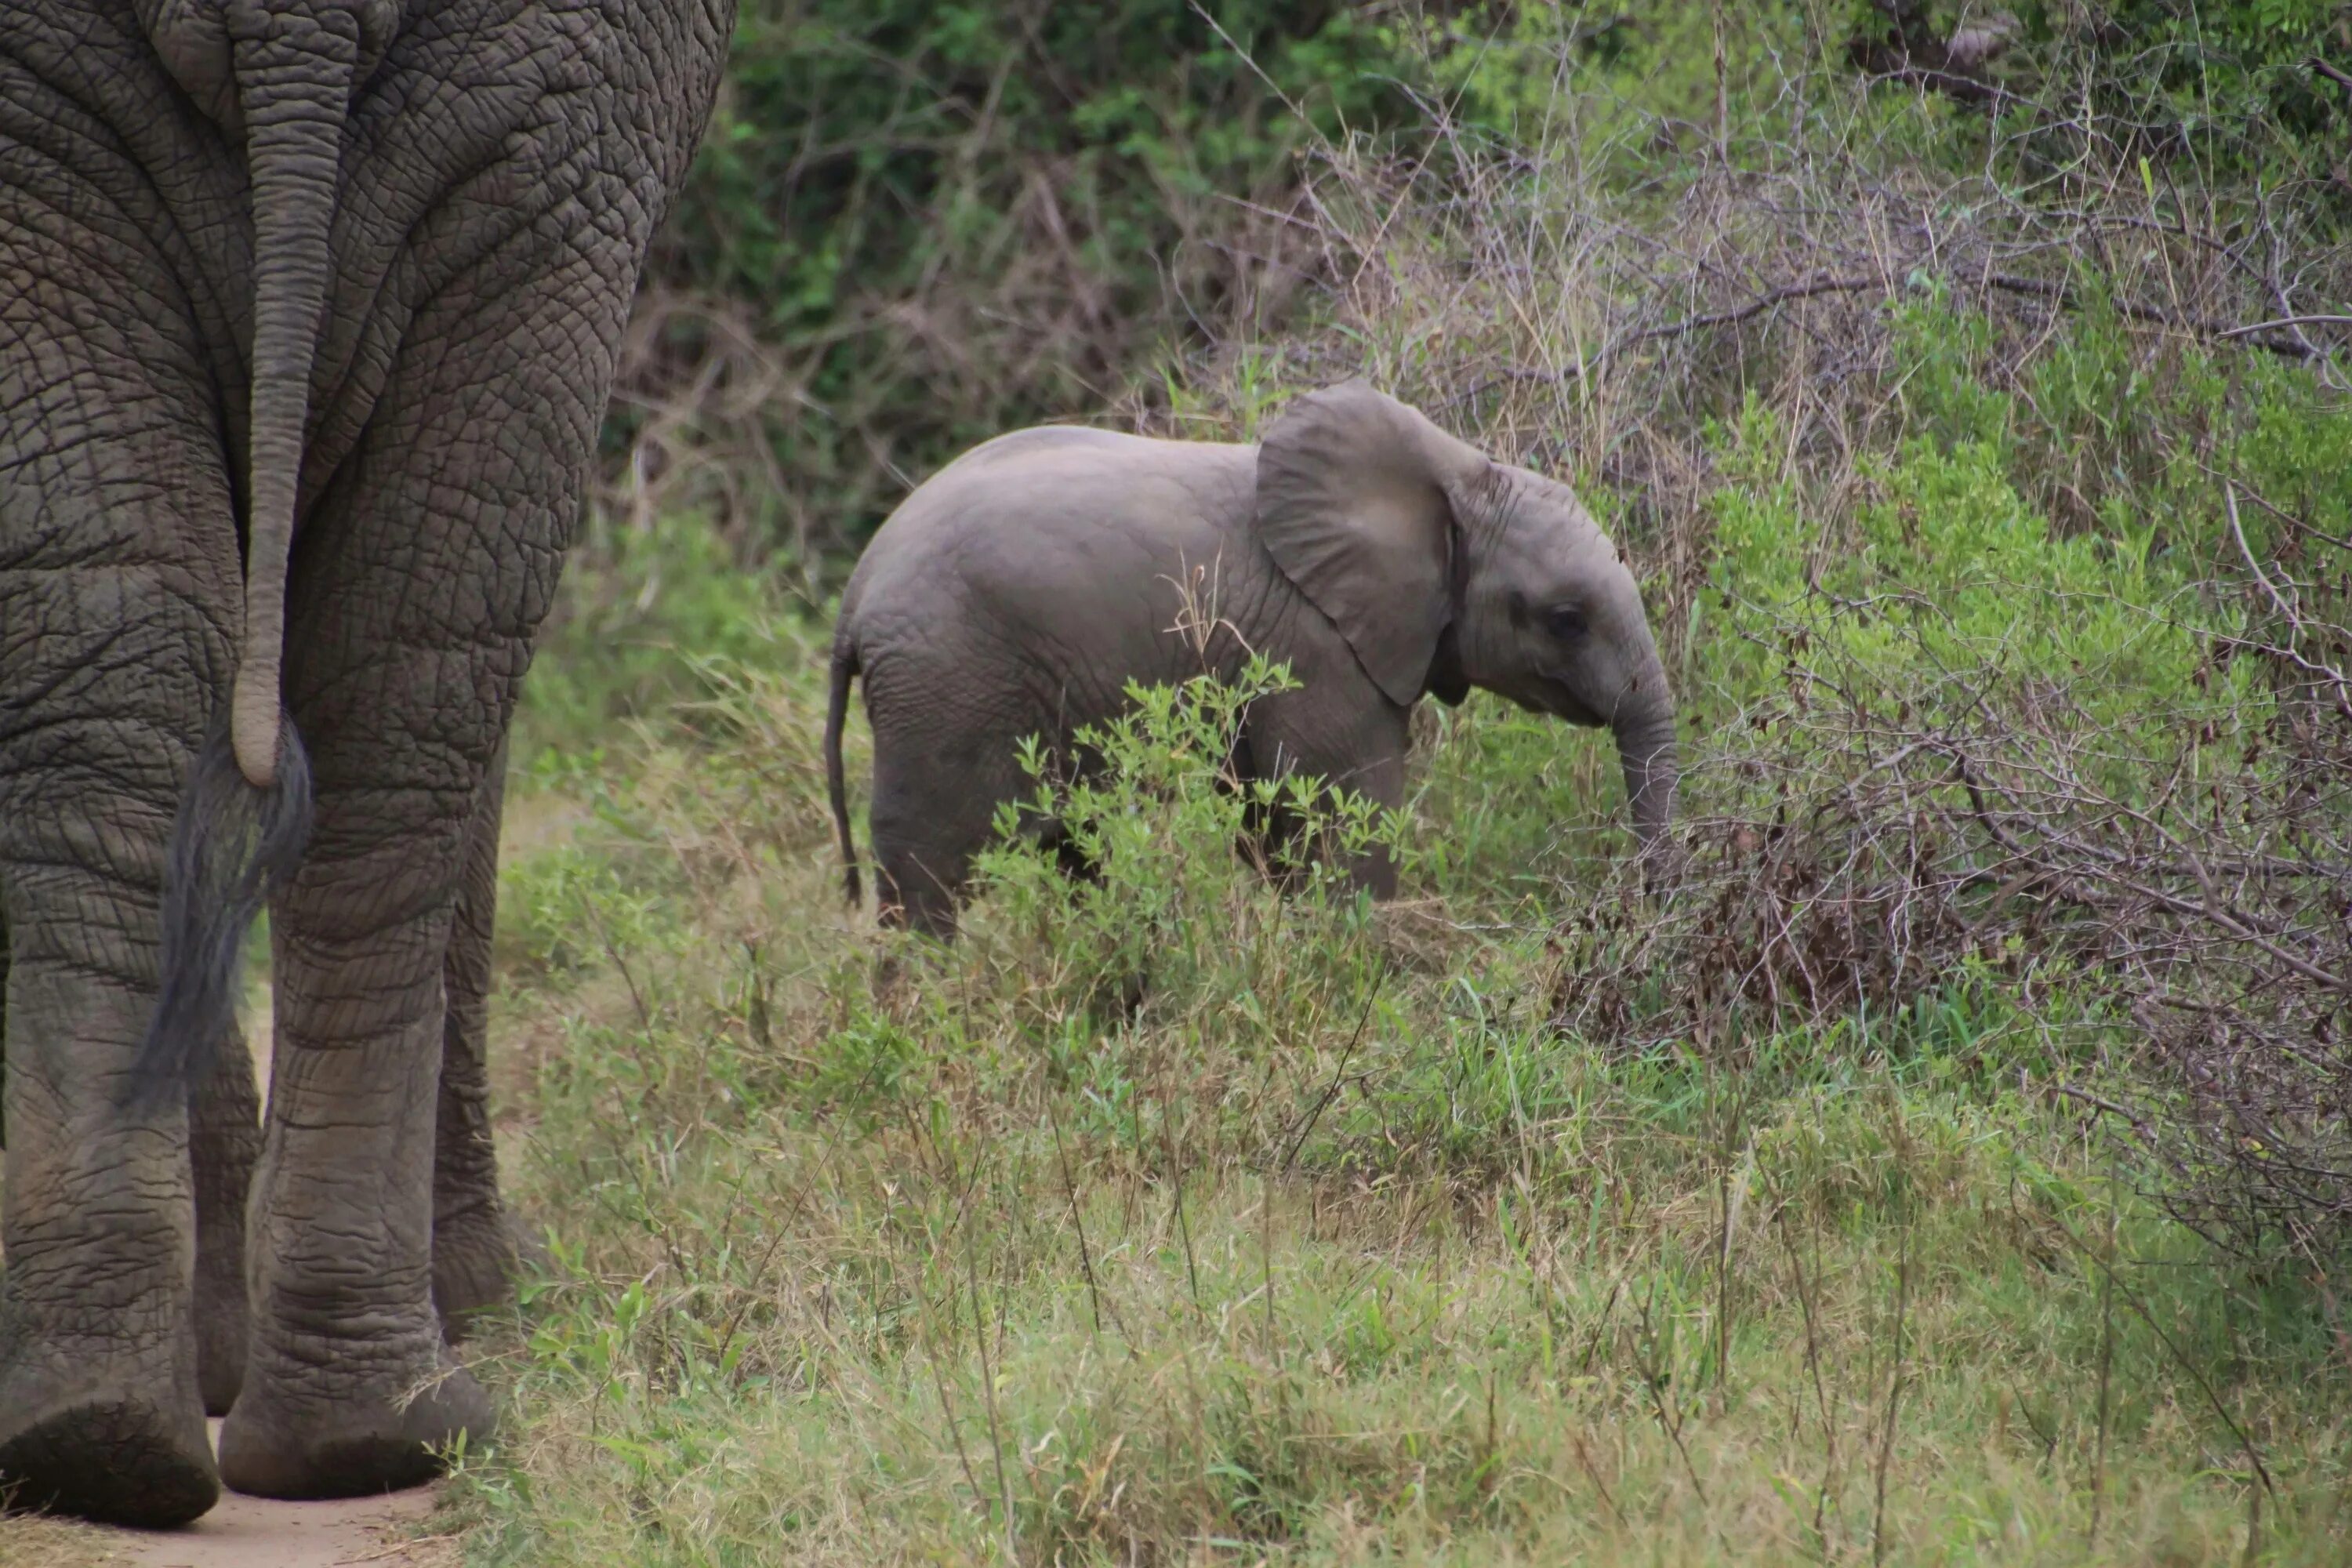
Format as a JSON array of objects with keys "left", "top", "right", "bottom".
[{"left": 1254, "top": 380, "right": 1679, "bottom": 867}]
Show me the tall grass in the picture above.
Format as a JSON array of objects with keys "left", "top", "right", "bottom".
[{"left": 454, "top": 624, "right": 2350, "bottom": 1563}]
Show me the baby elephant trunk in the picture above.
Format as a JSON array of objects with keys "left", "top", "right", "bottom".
[{"left": 1611, "top": 674, "right": 1679, "bottom": 886}]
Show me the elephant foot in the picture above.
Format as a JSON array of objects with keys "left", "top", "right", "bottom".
[
  {"left": 431, "top": 1207, "right": 546, "bottom": 1342},
  {"left": 216, "top": 1348, "right": 494, "bottom": 1501},
  {"left": 0, "top": 1367, "right": 219, "bottom": 1526}
]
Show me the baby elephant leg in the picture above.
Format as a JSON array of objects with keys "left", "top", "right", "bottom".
[
  {"left": 869, "top": 746, "right": 1019, "bottom": 941},
  {"left": 1244, "top": 700, "right": 1411, "bottom": 898},
  {"left": 875, "top": 849, "right": 964, "bottom": 940}
]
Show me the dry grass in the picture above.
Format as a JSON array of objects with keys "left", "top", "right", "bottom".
[{"left": 0, "top": 1514, "right": 128, "bottom": 1568}]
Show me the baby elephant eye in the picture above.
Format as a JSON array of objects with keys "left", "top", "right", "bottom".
[{"left": 1542, "top": 604, "right": 1590, "bottom": 641}]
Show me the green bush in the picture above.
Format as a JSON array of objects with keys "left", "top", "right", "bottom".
[
  {"left": 972, "top": 657, "right": 1401, "bottom": 1021},
  {"left": 2018, "top": 0, "right": 2352, "bottom": 155},
  {"left": 474, "top": 561, "right": 2352, "bottom": 1560},
  {"left": 521, "top": 509, "right": 801, "bottom": 756}
]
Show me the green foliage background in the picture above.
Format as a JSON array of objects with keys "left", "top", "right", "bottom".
[
  {"left": 615, "top": 1, "right": 1467, "bottom": 561},
  {"left": 599, "top": 1, "right": 2350, "bottom": 580}
]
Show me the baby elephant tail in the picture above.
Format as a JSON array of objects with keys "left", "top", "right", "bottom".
[{"left": 824, "top": 632, "right": 861, "bottom": 907}]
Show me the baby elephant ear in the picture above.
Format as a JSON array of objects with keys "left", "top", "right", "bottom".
[{"left": 1254, "top": 380, "right": 1489, "bottom": 707}]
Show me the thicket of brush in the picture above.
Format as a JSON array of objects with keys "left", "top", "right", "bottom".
[
  {"left": 597, "top": 1, "right": 2352, "bottom": 567},
  {"left": 448, "top": 5, "right": 2352, "bottom": 1563}
]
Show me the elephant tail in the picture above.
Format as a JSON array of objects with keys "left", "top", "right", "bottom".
[
  {"left": 229, "top": 6, "right": 361, "bottom": 791},
  {"left": 125, "top": 719, "right": 314, "bottom": 1110},
  {"left": 124, "top": 5, "right": 358, "bottom": 1106},
  {"left": 825, "top": 633, "right": 862, "bottom": 907}
]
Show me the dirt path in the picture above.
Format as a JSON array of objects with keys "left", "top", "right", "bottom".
[{"left": 103, "top": 1422, "right": 447, "bottom": 1568}]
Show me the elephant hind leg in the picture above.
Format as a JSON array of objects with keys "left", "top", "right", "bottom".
[
  {"left": 430, "top": 742, "right": 540, "bottom": 1341},
  {"left": 0, "top": 1397, "right": 220, "bottom": 1529},
  {"left": 868, "top": 742, "right": 1020, "bottom": 943},
  {"left": 0, "top": 131, "right": 245, "bottom": 1523},
  {"left": 190, "top": 1022, "right": 262, "bottom": 1415},
  {"left": 0, "top": 755, "right": 226, "bottom": 1530},
  {"left": 1047, "top": 824, "right": 1100, "bottom": 886},
  {"left": 875, "top": 808, "right": 1109, "bottom": 940},
  {"left": 874, "top": 846, "right": 968, "bottom": 941}
]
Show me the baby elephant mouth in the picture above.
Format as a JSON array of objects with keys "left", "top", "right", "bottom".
[{"left": 1508, "top": 673, "right": 1606, "bottom": 728}]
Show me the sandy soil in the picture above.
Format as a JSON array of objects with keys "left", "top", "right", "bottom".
[{"left": 98, "top": 1423, "right": 448, "bottom": 1568}]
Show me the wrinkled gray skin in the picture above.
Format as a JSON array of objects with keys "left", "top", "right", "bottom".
[
  {"left": 0, "top": 0, "right": 731, "bottom": 1526},
  {"left": 825, "top": 383, "right": 1680, "bottom": 938}
]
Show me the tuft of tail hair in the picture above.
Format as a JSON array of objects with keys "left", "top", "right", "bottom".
[
  {"left": 824, "top": 635, "right": 861, "bottom": 906},
  {"left": 123, "top": 714, "right": 313, "bottom": 1111}
]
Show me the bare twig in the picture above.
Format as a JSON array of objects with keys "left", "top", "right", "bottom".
[
  {"left": 1778, "top": 1203, "right": 1840, "bottom": 1558},
  {"left": 1871, "top": 1229, "right": 1911, "bottom": 1568},
  {"left": 1278, "top": 967, "right": 1387, "bottom": 1172}
]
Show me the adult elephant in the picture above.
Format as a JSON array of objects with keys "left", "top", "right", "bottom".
[
  {"left": 0, "top": 0, "right": 734, "bottom": 1526},
  {"left": 823, "top": 383, "right": 1680, "bottom": 938}
]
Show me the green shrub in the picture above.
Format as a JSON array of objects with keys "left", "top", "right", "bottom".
[
  {"left": 2017, "top": 0, "right": 2352, "bottom": 160},
  {"left": 521, "top": 510, "right": 804, "bottom": 757},
  {"left": 971, "top": 656, "right": 1402, "bottom": 1023}
]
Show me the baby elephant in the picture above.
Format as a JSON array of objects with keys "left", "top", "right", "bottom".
[{"left": 823, "top": 380, "right": 1678, "bottom": 937}]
